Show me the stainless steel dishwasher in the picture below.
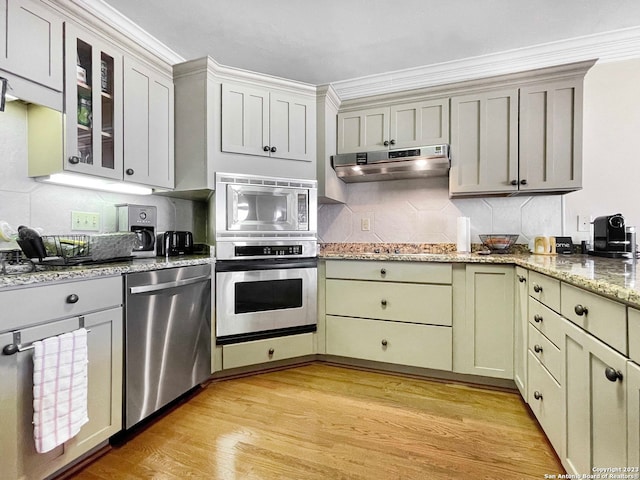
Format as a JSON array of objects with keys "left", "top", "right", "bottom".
[{"left": 123, "top": 264, "right": 211, "bottom": 430}]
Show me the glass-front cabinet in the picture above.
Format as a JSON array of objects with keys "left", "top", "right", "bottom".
[{"left": 64, "top": 24, "right": 122, "bottom": 180}]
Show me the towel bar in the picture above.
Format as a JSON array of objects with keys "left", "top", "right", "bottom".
[{"left": 2, "top": 327, "right": 91, "bottom": 356}]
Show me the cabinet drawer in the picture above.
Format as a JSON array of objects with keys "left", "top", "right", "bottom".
[
  {"left": 560, "top": 283, "right": 627, "bottom": 354},
  {"left": 528, "top": 271, "right": 560, "bottom": 312},
  {"left": 326, "top": 279, "right": 452, "bottom": 326},
  {"left": 529, "top": 297, "right": 563, "bottom": 348},
  {"left": 0, "top": 276, "right": 123, "bottom": 332},
  {"left": 222, "top": 333, "right": 314, "bottom": 370},
  {"left": 326, "top": 315, "right": 452, "bottom": 371},
  {"left": 629, "top": 308, "right": 640, "bottom": 364},
  {"left": 528, "top": 323, "right": 562, "bottom": 384},
  {"left": 325, "top": 260, "right": 451, "bottom": 284},
  {"left": 527, "top": 352, "right": 563, "bottom": 455}
]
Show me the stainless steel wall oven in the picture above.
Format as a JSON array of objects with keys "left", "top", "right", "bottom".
[{"left": 213, "top": 173, "right": 318, "bottom": 345}]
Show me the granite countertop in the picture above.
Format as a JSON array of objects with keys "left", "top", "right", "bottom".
[
  {"left": 0, "top": 255, "right": 216, "bottom": 290},
  {"left": 320, "top": 244, "right": 640, "bottom": 309}
]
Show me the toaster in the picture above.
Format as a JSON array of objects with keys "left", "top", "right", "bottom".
[{"left": 156, "top": 231, "right": 194, "bottom": 256}]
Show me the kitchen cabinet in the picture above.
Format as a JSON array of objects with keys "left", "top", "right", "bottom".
[
  {"left": 337, "top": 99, "right": 449, "bottom": 154},
  {"left": 222, "top": 333, "right": 314, "bottom": 370},
  {"left": 0, "top": 277, "right": 122, "bottom": 480},
  {"left": 454, "top": 264, "right": 514, "bottom": 379},
  {"left": 561, "top": 316, "right": 627, "bottom": 476},
  {"left": 519, "top": 79, "right": 583, "bottom": 192},
  {"left": 324, "top": 260, "right": 453, "bottom": 371},
  {"left": 0, "top": 0, "right": 63, "bottom": 92},
  {"left": 221, "top": 82, "right": 315, "bottom": 162},
  {"left": 628, "top": 360, "right": 640, "bottom": 469},
  {"left": 449, "top": 88, "right": 519, "bottom": 196},
  {"left": 514, "top": 267, "right": 528, "bottom": 397},
  {"left": 123, "top": 56, "right": 174, "bottom": 188}
]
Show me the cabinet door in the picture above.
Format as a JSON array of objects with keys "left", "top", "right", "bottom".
[
  {"left": 514, "top": 267, "right": 528, "bottom": 397},
  {"left": 0, "top": 0, "right": 63, "bottom": 91},
  {"left": 64, "top": 23, "right": 123, "bottom": 180},
  {"left": 389, "top": 98, "right": 449, "bottom": 148},
  {"left": 449, "top": 88, "right": 519, "bottom": 195},
  {"left": 519, "top": 79, "right": 583, "bottom": 192},
  {"left": 562, "top": 318, "right": 627, "bottom": 476},
  {"left": 454, "top": 265, "right": 515, "bottom": 378},
  {"left": 628, "top": 361, "right": 640, "bottom": 470},
  {"left": 337, "top": 106, "right": 390, "bottom": 154},
  {"left": 269, "top": 92, "right": 314, "bottom": 162},
  {"left": 221, "top": 83, "right": 270, "bottom": 157},
  {"left": 123, "top": 56, "right": 174, "bottom": 188}
]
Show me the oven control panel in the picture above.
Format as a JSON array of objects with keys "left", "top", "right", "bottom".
[{"left": 235, "top": 245, "right": 303, "bottom": 257}]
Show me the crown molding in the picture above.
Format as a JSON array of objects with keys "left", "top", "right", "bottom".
[
  {"left": 316, "top": 84, "right": 341, "bottom": 110},
  {"left": 330, "top": 26, "right": 640, "bottom": 101}
]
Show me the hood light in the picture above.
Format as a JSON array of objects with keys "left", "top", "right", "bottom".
[{"left": 37, "top": 173, "right": 153, "bottom": 195}]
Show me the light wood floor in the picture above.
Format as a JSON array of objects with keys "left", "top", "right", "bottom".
[{"left": 71, "top": 364, "right": 563, "bottom": 479}]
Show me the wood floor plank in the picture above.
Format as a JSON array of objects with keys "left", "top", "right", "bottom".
[{"left": 70, "top": 364, "right": 563, "bottom": 479}]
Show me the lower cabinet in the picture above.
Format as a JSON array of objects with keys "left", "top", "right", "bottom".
[
  {"left": 514, "top": 267, "right": 529, "bottom": 397},
  {"left": 628, "top": 361, "right": 640, "bottom": 469},
  {"left": 326, "top": 316, "right": 452, "bottom": 370},
  {"left": 0, "top": 307, "right": 122, "bottom": 480},
  {"left": 222, "top": 333, "right": 314, "bottom": 370},
  {"left": 528, "top": 351, "right": 563, "bottom": 454},
  {"left": 561, "top": 317, "right": 627, "bottom": 476}
]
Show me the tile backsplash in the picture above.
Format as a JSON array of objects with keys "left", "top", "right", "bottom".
[
  {"left": 318, "top": 176, "right": 563, "bottom": 246},
  {"left": 0, "top": 101, "right": 206, "bottom": 248}
]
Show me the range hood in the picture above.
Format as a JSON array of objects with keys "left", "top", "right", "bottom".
[{"left": 331, "top": 144, "right": 450, "bottom": 183}]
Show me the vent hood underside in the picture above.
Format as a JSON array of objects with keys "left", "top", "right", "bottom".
[{"left": 332, "top": 145, "right": 450, "bottom": 183}]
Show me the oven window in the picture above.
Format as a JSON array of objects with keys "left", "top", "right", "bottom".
[
  {"left": 235, "top": 278, "right": 302, "bottom": 313},
  {"left": 237, "top": 193, "right": 288, "bottom": 223}
]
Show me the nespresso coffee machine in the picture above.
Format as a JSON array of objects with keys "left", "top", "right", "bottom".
[
  {"left": 589, "top": 213, "right": 629, "bottom": 258},
  {"left": 116, "top": 204, "right": 157, "bottom": 257}
]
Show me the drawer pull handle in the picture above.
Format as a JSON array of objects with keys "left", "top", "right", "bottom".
[
  {"left": 533, "top": 391, "right": 543, "bottom": 400},
  {"left": 534, "top": 344, "right": 543, "bottom": 353},
  {"left": 605, "top": 367, "right": 623, "bottom": 382},
  {"left": 268, "top": 348, "right": 275, "bottom": 356},
  {"left": 66, "top": 294, "right": 79, "bottom": 304},
  {"left": 381, "top": 339, "right": 388, "bottom": 347},
  {"left": 380, "top": 268, "right": 386, "bottom": 276},
  {"left": 534, "top": 314, "right": 543, "bottom": 323},
  {"left": 381, "top": 299, "right": 387, "bottom": 307},
  {"left": 533, "top": 284, "right": 542, "bottom": 293},
  {"left": 574, "top": 304, "right": 588, "bottom": 316},
  {"left": 518, "top": 275, "right": 526, "bottom": 283}
]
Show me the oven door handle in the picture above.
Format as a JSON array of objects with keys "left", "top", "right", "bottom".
[
  {"left": 129, "top": 275, "right": 211, "bottom": 295},
  {"left": 215, "top": 258, "right": 317, "bottom": 272}
]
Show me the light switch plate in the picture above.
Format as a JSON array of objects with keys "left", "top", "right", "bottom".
[
  {"left": 361, "top": 217, "right": 371, "bottom": 231},
  {"left": 71, "top": 211, "right": 100, "bottom": 231},
  {"left": 577, "top": 214, "right": 591, "bottom": 232}
]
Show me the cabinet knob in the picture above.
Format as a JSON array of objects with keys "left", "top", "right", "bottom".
[
  {"left": 534, "top": 344, "right": 543, "bottom": 353},
  {"left": 510, "top": 180, "right": 518, "bottom": 186},
  {"left": 534, "top": 314, "right": 543, "bottom": 323},
  {"left": 380, "top": 268, "right": 386, "bottom": 276},
  {"left": 520, "top": 179, "right": 528, "bottom": 185},
  {"left": 68, "top": 156, "right": 81, "bottom": 165},
  {"left": 389, "top": 139, "right": 396, "bottom": 145},
  {"left": 518, "top": 275, "right": 526, "bottom": 283},
  {"left": 533, "top": 284, "right": 542, "bottom": 293},
  {"left": 268, "top": 348, "right": 275, "bottom": 356},
  {"left": 263, "top": 145, "right": 270, "bottom": 152},
  {"left": 383, "top": 140, "right": 389, "bottom": 146},
  {"left": 125, "top": 168, "right": 134, "bottom": 176},
  {"left": 270, "top": 146, "right": 277, "bottom": 153},
  {"left": 66, "top": 294, "right": 79, "bottom": 304},
  {"left": 574, "top": 304, "right": 588, "bottom": 316},
  {"left": 381, "top": 339, "right": 388, "bottom": 347},
  {"left": 381, "top": 299, "right": 387, "bottom": 307},
  {"left": 604, "top": 367, "right": 623, "bottom": 382},
  {"left": 533, "top": 391, "right": 543, "bottom": 400}
]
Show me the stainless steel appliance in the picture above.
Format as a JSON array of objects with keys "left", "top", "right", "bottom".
[
  {"left": 123, "top": 264, "right": 211, "bottom": 429},
  {"left": 331, "top": 144, "right": 450, "bottom": 183},
  {"left": 156, "top": 230, "right": 194, "bottom": 256},
  {"left": 116, "top": 204, "right": 156, "bottom": 257},
  {"left": 589, "top": 213, "right": 630, "bottom": 258},
  {"left": 214, "top": 173, "right": 318, "bottom": 345}
]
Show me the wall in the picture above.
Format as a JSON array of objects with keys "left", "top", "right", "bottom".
[{"left": 0, "top": 101, "right": 206, "bottom": 250}]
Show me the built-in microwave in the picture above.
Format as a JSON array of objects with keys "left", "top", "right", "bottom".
[{"left": 214, "top": 173, "right": 317, "bottom": 238}]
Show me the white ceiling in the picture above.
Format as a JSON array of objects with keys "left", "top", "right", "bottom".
[{"left": 101, "top": 0, "right": 640, "bottom": 85}]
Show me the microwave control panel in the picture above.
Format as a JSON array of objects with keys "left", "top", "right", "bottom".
[{"left": 297, "top": 193, "right": 308, "bottom": 229}]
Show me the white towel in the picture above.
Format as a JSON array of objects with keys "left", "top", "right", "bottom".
[{"left": 32, "top": 328, "right": 89, "bottom": 454}]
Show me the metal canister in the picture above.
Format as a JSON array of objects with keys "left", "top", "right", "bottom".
[{"left": 626, "top": 226, "right": 637, "bottom": 259}]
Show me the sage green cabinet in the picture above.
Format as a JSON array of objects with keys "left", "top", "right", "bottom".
[
  {"left": 454, "top": 264, "right": 514, "bottom": 379},
  {"left": 514, "top": 267, "right": 528, "bottom": 397},
  {"left": 222, "top": 333, "right": 314, "bottom": 370},
  {"left": 627, "top": 360, "right": 640, "bottom": 469}
]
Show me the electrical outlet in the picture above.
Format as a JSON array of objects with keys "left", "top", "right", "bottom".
[
  {"left": 71, "top": 211, "right": 100, "bottom": 231},
  {"left": 361, "top": 217, "right": 371, "bottom": 231},
  {"left": 577, "top": 214, "right": 591, "bottom": 232}
]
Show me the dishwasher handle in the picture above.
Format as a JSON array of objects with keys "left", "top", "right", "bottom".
[{"left": 129, "top": 274, "right": 210, "bottom": 295}]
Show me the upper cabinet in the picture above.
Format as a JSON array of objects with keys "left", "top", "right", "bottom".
[
  {"left": 221, "top": 83, "right": 314, "bottom": 162},
  {"left": 337, "top": 98, "right": 449, "bottom": 154}
]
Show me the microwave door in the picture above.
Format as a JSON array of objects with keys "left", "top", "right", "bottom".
[{"left": 227, "top": 185, "right": 297, "bottom": 231}]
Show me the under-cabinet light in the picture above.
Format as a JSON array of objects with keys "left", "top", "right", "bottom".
[{"left": 37, "top": 173, "right": 153, "bottom": 195}]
